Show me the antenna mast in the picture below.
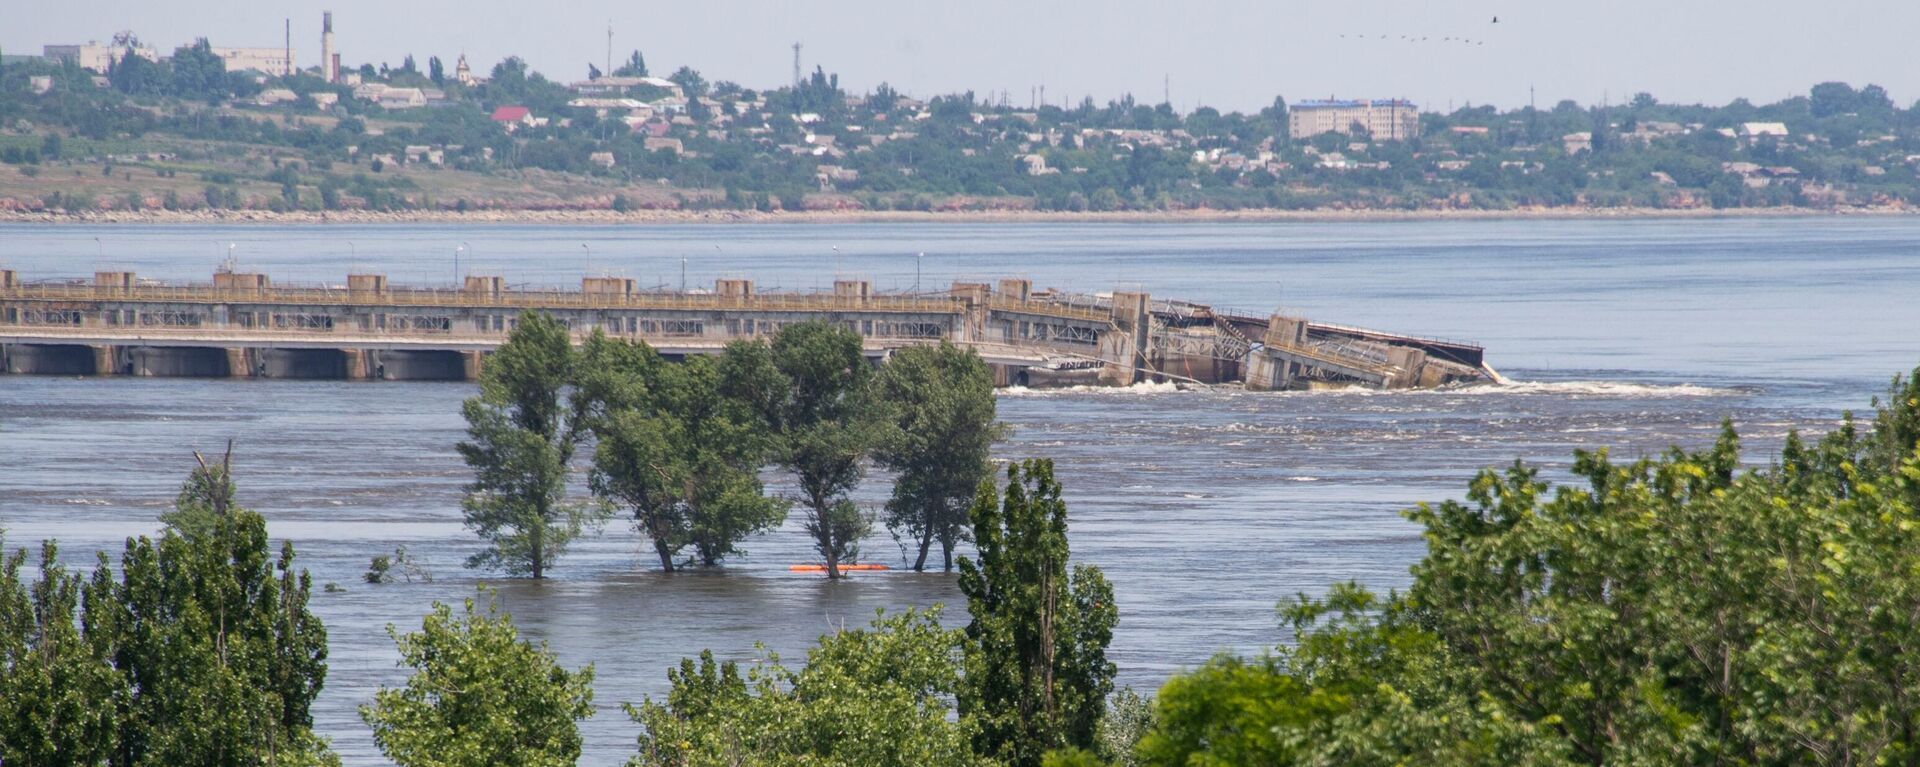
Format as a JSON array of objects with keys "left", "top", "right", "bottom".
[
  {"left": 791, "top": 42, "right": 802, "bottom": 88},
  {"left": 605, "top": 21, "right": 612, "bottom": 77}
]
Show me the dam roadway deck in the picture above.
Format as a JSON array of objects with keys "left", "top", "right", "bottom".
[{"left": 0, "top": 269, "right": 1489, "bottom": 390}]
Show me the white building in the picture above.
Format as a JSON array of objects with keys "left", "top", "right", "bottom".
[
  {"left": 570, "top": 75, "right": 682, "bottom": 97},
  {"left": 211, "top": 47, "right": 296, "bottom": 76},
  {"left": 1739, "top": 122, "right": 1790, "bottom": 143},
  {"left": 1288, "top": 99, "right": 1421, "bottom": 142},
  {"left": 44, "top": 41, "right": 158, "bottom": 73},
  {"left": 376, "top": 87, "right": 426, "bottom": 109}
]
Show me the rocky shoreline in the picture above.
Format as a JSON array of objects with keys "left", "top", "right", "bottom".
[{"left": 0, "top": 205, "right": 1911, "bottom": 226}]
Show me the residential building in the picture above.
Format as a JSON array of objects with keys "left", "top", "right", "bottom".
[
  {"left": 45, "top": 40, "right": 158, "bottom": 72},
  {"left": 1562, "top": 132, "right": 1593, "bottom": 154},
  {"left": 490, "top": 105, "right": 534, "bottom": 131},
  {"left": 1288, "top": 99, "right": 1421, "bottom": 141},
  {"left": 376, "top": 87, "right": 426, "bottom": 109},
  {"left": 29, "top": 76, "right": 54, "bottom": 95},
  {"left": 255, "top": 88, "right": 298, "bottom": 106},
  {"left": 1739, "top": 122, "right": 1790, "bottom": 143},
  {"left": 570, "top": 75, "right": 682, "bottom": 97},
  {"left": 211, "top": 46, "right": 295, "bottom": 76}
]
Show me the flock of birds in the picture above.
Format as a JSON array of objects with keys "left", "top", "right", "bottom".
[{"left": 1339, "top": 15, "right": 1498, "bottom": 46}]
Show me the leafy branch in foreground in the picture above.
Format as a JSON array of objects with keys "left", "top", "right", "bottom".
[
  {"left": 362, "top": 588, "right": 595, "bottom": 767},
  {"left": 1140, "top": 367, "right": 1920, "bottom": 766}
]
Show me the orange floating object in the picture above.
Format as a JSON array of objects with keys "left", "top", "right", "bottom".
[{"left": 787, "top": 563, "right": 890, "bottom": 572}]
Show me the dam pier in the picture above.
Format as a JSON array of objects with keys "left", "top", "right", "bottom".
[{"left": 0, "top": 269, "right": 1491, "bottom": 390}]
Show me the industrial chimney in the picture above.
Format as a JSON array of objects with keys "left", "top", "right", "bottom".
[{"left": 320, "top": 11, "right": 336, "bottom": 82}]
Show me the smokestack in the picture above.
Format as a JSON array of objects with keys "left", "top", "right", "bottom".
[
  {"left": 321, "top": 11, "right": 336, "bottom": 82},
  {"left": 284, "top": 18, "right": 291, "bottom": 77}
]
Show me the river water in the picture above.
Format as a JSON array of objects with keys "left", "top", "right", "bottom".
[{"left": 2, "top": 218, "right": 1917, "bottom": 765}]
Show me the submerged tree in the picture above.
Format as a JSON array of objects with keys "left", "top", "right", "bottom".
[
  {"left": 580, "top": 334, "right": 787, "bottom": 571},
  {"left": 362, "top": 589, "right": 595, "bottom": 767},
  {"left": 959, "top": 459, "right": 1118, "bottom": 767},
  {"left": 457, "top": 311, "right": 601, "bottom": 579},
  {"left": 727, "top": 322, "right": 881, "bottom": 578},
  {"left": 873, "top": 342, "right": 1003, "bottom": 571}
]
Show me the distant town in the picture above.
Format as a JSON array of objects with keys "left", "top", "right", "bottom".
[{"left": 1, "top": 14, "right": 1916, "bottom": 217}]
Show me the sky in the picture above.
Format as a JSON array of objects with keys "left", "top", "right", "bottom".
[{"left": 11, "top": 1, "right": 1918, "bottom": 114}]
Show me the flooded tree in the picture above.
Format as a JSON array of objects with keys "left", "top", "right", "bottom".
[
  {"left": 457, "top": 311, "right": 601, "bottom": 579},
  {"left": 578, "top": 333, "right": 787, "bottom": 571},
  {"left": 724, "top": 322, "right": 881, "bottom": 579},
  {"left": 874, "top": 342, "right": 1003, "bottom": 571}
]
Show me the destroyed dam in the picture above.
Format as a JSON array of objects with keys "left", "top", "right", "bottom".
[{"left": 0, "top": 269, "right": 1494, "bottom": 391}]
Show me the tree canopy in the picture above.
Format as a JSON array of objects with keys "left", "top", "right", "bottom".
[
  {"left": 1140, "top": 368, "right": 1920, "bottom": 766},
  {"left": 960, "top": 459, "right": 1118, "bottom": 767},
  {"left": 362, "top": 589, "right": 595, "bottom": 767},
  {"left": 457, "top": 311, "right": 601, "bottom": 578}
]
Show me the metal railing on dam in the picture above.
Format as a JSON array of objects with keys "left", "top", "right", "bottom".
[{"left": 0, "top": 269, "right": 1491, "bottom": 390}]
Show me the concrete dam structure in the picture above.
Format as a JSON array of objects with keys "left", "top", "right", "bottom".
[{"left": 0, "top": 269, "right": 1493, "bottom": 390}]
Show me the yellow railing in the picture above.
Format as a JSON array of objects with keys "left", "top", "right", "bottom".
[{"left": 1, "top": 284, "right": 971, "bottom": 314}]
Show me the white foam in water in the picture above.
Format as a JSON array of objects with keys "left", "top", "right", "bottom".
[
  {"left": 1452, "top": 380, "right": 1743, "bottom": 397},
  {"left": 1001, "top": 378, "right": 1739, "bottom": 398},
  {"left": 1001, "top": 380, "right": 1187, "bottom": 396}
]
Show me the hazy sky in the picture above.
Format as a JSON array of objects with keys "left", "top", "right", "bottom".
[{"left": 12, "top": 1, "right": 1918, "bottom": 113}]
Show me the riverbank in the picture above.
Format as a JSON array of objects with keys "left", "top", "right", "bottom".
[{"left": 2, "top": 205, "right": 1913, "bottom": 226}]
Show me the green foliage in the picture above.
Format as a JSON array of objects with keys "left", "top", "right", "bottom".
[
  {"left": 613, "top": 50, "right": 648, "bottom": 78},
  {"left": 0, "top": 453, "right": 335, "bottom": 767},
  {"left": 580, "top": 334, "right": 787, "bottom": 570},
  {"left": 740, "top": 321, "right": 883, "bottom": 577},
  {"left": 873, "top": 341, "right": 1003, "bottom": 570},
  {"left": 1094, "top": 688, "right": 1154, "bottom": 766},
  {"left": 457, "top": 311, "right": 603, "bottom": 578},
  {"left": 629, "top": 607, "right": 987, "bottom": 767},
  {"left": 0, "top": 541, "right": 121, "bottom": 767},
  {"left": 362, "top": 589, "right": 595, "bottom": 767},
  {"left": 1139, "top": 365, "right": 1920, "bottom": 766},
  {"left": 959, "top": 459, "right": 1118, "bottom": 767},
  {"left": 169, "top": 39, "right": 227, "bottom": 103}
]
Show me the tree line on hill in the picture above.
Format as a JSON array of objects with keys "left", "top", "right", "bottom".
[
  {"left": 8, "top": 344, "right": 1920, "bottom": 764},
  {"left": 5, "top": 41, "right": 1920, "bottom": 213}
]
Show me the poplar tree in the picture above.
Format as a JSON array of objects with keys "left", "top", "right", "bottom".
[
  {"left": 457, "top": 311, "right": 599, "bottom": 579},
  {"left": 874, "top": 341, "right": 1003, "bottom": 571},
  {"left": 1, "top": 450, "right": 334, "bottom": 766},
  {"left": 959, "top": 459, "right": 1118, "bottom": 767},
  {"left": 0, "top": 542, "right": 121, "bottom": 767}
]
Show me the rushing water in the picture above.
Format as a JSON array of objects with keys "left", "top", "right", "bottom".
[{"left": 2, "top": 218, "right": 1918, "bottom": 765}]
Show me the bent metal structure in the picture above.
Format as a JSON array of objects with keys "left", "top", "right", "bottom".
[{"left": 0, "top": 269, "right": 1493, "bottom": 390}]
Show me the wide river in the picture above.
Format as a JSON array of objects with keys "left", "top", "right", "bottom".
[{"left": 2, "top": 218, "right": 1918, "bottom": 764}]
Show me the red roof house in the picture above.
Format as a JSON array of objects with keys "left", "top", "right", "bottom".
[{"left": 490, "top": 106, "right": 532, "bottom": 129}]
